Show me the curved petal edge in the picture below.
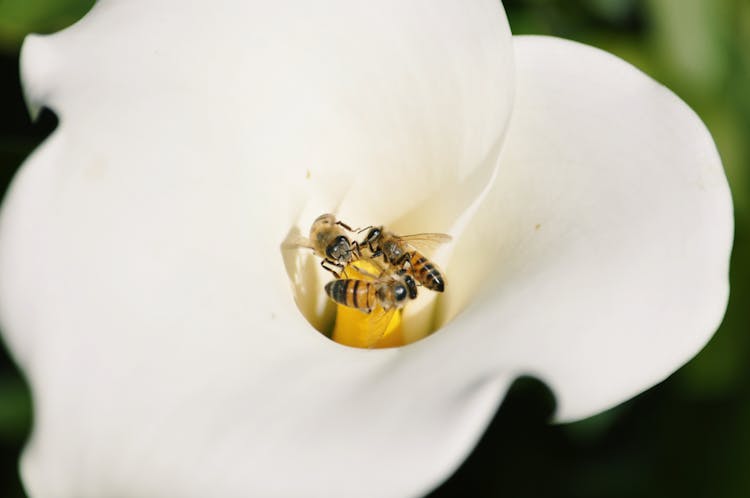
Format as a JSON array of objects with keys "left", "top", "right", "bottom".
[{"left": 435, "top": 34, "right": 733, "bottom": 422}]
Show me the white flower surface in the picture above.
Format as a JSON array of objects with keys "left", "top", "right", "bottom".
[{"left": 0, "top": 1, "right": 732, "bottom": 497}]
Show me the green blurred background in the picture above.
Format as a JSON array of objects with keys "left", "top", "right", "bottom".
[{"left": 0, "top": 0, "right": 747, "bottom": 497}]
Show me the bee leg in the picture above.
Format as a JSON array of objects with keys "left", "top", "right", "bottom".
[
  {"left": 321, "top": 259, "right": 343, "bottom": 279},
  {"left": 370, "top": 248, "right": 385, "bottom": 263},
  {"left": 350, "top": 240, "right": 362, "bottom": 259},
  {"left": 397, "top": 251, "right": 415, "bottom": 270},
  {"left": 336, "top": 220, "right": 365, "bottom": 233}
]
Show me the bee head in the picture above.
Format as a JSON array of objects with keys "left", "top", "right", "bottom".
[
  {"left": 393, "top": 283, "right": 408, "bottom": 303},
  {"left": 326, "top": 235, "right": 351, "bottom": 262}
]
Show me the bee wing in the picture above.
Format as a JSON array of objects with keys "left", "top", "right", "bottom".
[
  {"left": 363, "top": 306, "right": 398, "bottom": 348},
  {"left": 280, "top": 234, "right": 314, "bottom": 251},
  {"left": 398, "top": 232, "right": 452, "bottom": 253}
]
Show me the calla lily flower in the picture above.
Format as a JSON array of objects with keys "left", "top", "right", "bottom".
[{"left": 0, "top": 1, "right": 732, "bottom": 497}]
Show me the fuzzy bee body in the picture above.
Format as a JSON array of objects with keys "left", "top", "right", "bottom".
[
  {"left": 325, "top": 278, "right": 377, "bottom": 313},
  {"left": 362, "top": 227, "right": 451, "bottom": 292},
  {"left": 285, "top": 213, "right": 360, "bottom": 278},
  {"left": 403, "top": 251, "right": 444, "bottom": 293},
  {"left": 324, "top": 273, "right": 414, "bottom": 313}
]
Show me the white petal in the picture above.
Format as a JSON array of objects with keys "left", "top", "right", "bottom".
[
  {"left": 0, "top": 1, "right": 516, "bottom": 497},
  {"left": 436, "top": 35, "right": 733, "bottom": 422},
  {"left": 20, "top": 0, "right": 515, "bottom": 230}
]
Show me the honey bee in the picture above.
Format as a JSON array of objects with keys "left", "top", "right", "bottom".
[
  {"left": 324, "top": 270, "right": 418, "bottom": 346},
  {"left": 324, "top": 270, "right": 418, "bottom": 313},
  {"left": 288, "top": 213, "right": 360, "bottom": 277},
  {"left": 360, "top": 227, "right": 451, "bottom": 292}
]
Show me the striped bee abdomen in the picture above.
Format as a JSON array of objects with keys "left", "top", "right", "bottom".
[
  {"left": 409, "top": 252, "right": 445, "bottom": 292},
  {"left": 325, "top": 279, "right": 376, "bottom": 313}
]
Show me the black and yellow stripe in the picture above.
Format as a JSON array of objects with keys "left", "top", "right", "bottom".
[
  {"left": 325, "top": 279, "right": 376, "bottom": 313},
  {"left": 409, "top": 252, "right": 445, "bottom": 292}
]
